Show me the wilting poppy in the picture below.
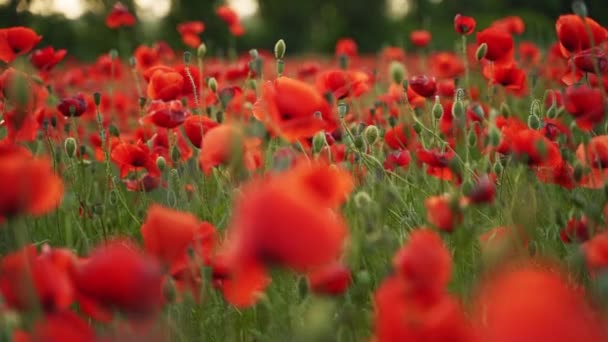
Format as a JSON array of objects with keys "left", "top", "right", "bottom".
[
  {"left": 141, "top": 100, "right": 190, "bottom": 129},
  {"left": 307, "top": 262, "right": 351, "bottom": 296},
  {"left": 454, "top": 14, "right": 476, "bottom": 35},
  {"left": 473, "top": 264, "right": 606, "bottom": 342},
  {"left": 106, "top": 2, "right": 136, "bottom": 29},
  {"left": 177, "top": 21, "right": 205, "bottom": 48},
  {"left": 564, "top": 85, "right": 605, "bottom": 131},
  {"left": 555, "top": 15, "right": 607, "bottom": 56},
  {"left": 147, "top": 68, "right": 184, "bottom": 101},
  {"left": 253, "top": 76, "right": 336, "bottom": 142},
  {"left": 30, "top": 47, "right": 66, "bottom": 72},
  {"left": 0, "top": 27, "right": 41, "bottom": 63},
  {"left": 0, "top": 150, "right": 63, "bottom": 218},
  {"left": 72, "top": 241, "right": 164, "bottom": 321},
  {"left": 410, "top": 30, "right": 432, "bottom": 48},
  {"left": 476, "top": 27, "right": 514, "bottom": 65}
]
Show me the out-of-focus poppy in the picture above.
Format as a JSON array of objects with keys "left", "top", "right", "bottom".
[
  {"left": 0, "top": 150, "right": 63, "bottom": 218},
  {"left": 106, "top": 2, "right": 136, "bottom": 29},
  {"left": 134, "top": 45, "right": 160, "bottom": 72},
  {"left": 564, "top": 85, "right": 605, "bottom": 131},
  {"left": 583, "top": 231, "right": 608, "bottom": 273},
  {"left": 183, "top": 115, "right": 219, "bottom": 148},
  {"left": 410, "top": 30, "right": 432, "bottom": 48},
  {"left": 429, "top": 53, "right": 465, "bottom": 79},
  {"left": 111, "top": 140, "right": 160, "bottom": 178},
  {"left": 409, "top": 75, "right": 437, "bottom": 98},
  {"left": 307, "top": 262, "right": 351, "bottom": 296},
  {"left": 177, "top": 21, "right": 205, "bottom": 48},
  {"left": 483, "top": 63, "right": 527, "bottom": 96},
  {"left": 555, "top": 15, "right": 607, "bottom": 57},
  {"left": 518, "top": 41, "right": 541, "bottom": 67},
  {"left": 141, "top": 100, "right": 190, "bottom": 129},
  {"left": 198, "top": 124, "right": 262, "bottom": 175},
  {"left": 465, "top": 174, "right": 496, "bottom": 204},
  {"left": 315, "top": 69, "right": 370, "bottom": 99},
  {"left": 424, "top": 195, "right": 462, "bottom": 232},
  {"left": 125, "top": 173, "right": 161, "bottom": 192},
  {"left": 25, "top": 311, "right": 95, "bottom": 342},
  {"left": 384, "top": 150, "right": 411, "bottom": 171},
  {"left": 0, "top": 27, "right": 41, "bottom": 63},
  {"left": 454, "top": 14, "right": 476, "bottom": 35},
  {"left": 476, "top": 27, "right": 514, "bottom": 65},
  {"left": 416, "top": 147, "right": 458, "bottom": 181},
  {"left": 216, "top": 5, "right": 239, "bottom": 26},
  {"left": 30, "top": 47, "right": 66, "bottom": 72},
  {"left": 57, "top": 94, "right": 87, "bottom": 117},
  {"left": 253, "top": 76, "right": 336, "bottom": 142},
  {"left": 491, "top": 16, "right": 526, "bottom": 35},
  {"left": 147, "top": 68, "right": 184, "bottom": 101},
  {"left": 473, "top": 264, "right": 606, "bottom": 342},
  {"left": 335, "top": 38, "right": 358, "bottom": 58},
  {"left": 385, "top": 124, "right": 417, "bottom": 150},
  {"left": 573, "top": 47, "right": 608, "bottom": 74},
  {"left": 72, "top": 241, "right": 164, "bottom": 321},
  {"left": 560, "top": 216, "right": 595, "bottom": 243}
]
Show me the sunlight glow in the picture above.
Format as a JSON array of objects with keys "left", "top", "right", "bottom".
[
  {"left": 388, "top": 0, "right": 411, "bottom": 19},
  {"left": 26, "top": 0, "right": 85, "bottom": 19},
  {"left": 228, "top": 0, "right": 259, "bottom": 19},
  {"left": 135, "top": 0, "right": 171, "bottom": 21}
]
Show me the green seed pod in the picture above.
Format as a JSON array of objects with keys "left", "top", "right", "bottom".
[
  {"left": 64, "top": 137, "right": 77, "bottom": 158},
  {"left": 274, "top": 39, "right": 286, "bottom": 59}
]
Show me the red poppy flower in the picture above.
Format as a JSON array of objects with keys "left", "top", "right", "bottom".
[
  {"left": 30, "top": 47, "right": 66, "bottom": 72},
  {"left": 183, "top": 115, "right": 219, "bottom": 148},
  {"left": 253, "top": 76, "right": 336, "bottom": 142},
  {"left": 491, "top": 16, "right": 526, "bottom": 35},
  {"left": 57, "top": 93, "right": 87, "bottom": 117},
  {"left": 198, "top": 124, "right": 262, "bottom": 175},
  {"left": 106, "top": 2, "right": 136, "bottom": 29},
  {"left": 564, "top": 85, "right": 605, "bottom": 131},
  {"left": 125, "top": 173, "right": 161, "bottom": 192},
  {"left": 307, "top": 262, "right": 351, "bottom": 296},
  {"left": 476, "top": 27, "right": 514, "bottom": 65},
  {"left": 141, "top": 100, "right": 190, "bottom": 129},
  {"left": 0, "top": 150, "right": 63, "bottom": 218},
  {"left": 0, "top": 246, "right": 73, "bottom": 312},
  {"left": 315, "top": 69, "right": 370, "bottom": 99},
  {"left": 473, "top": 264, "right": 606, "bottom": 342},
  {"left": 73, "top": 241, "right": 164, "bottom": 321},
  {"left": 409, "top": 75, "right": 437, "bottom": 98},
  {"left": 561, "top": 216, "right": 595, "bottom": 243},
  {"left": 483, "top": 63, "right": 527, "bottom": 96},
  {"left": 454, "top": 14, "right": 476, "bottom": 35},
  {"left": 216, "top": 6, "right": 240, "bottom": 27},
  {"left": 335, "top": 38, "right": 358, "bottom": 58},
  {"left": 518, "top": 41, "right": 541, "bottom": 66},
  {"left": 25, "top": 311, "right": 95, "bottom": 342},
  {"left": 556, "top": 15, "right": 607, "bottom": 56},
  {"left": 229, "top": 23, "right": 245, "bottom": 37},
  {"left": 416, "top": 147, "right": 457, "bottom": 181},
  {"left": 573, "top": 47, "right": 608, "bottom": 73},
  {"left": 424, "top": 195, "right": 462, "bottom": 233},
  {"left": 111, "top": 140, "right": 160, "bottom": 178},
  {"left": 509, "top": 128, "right": 562, "bottom": 168},
  {"left": 177, "top": 21, "right": 205, "bottom": 48},
  {"left": 465, "top": 174, "right": 496, "bottom": 204},
  {"left": 385, "top": 124, "right": 417, "bottom": 150},
  {"left": 146, "top": 68, "right": 184, "bottom": 101},
  {"left": 584, "top": 231, "right": 608, "bottom": 273},
  {"left": 410, "top": 30, "right": 432, "bottom": 48},
  {"left": 429, "top": 53, "right": 465, "bottom": 79},
  {"left": 133, "top": 45, "right": 160, "bottom": 72},
  {"left": 0, "top": 27, "right": 42, "bottom": 63},
  {"left": 384, "top": 150, "right": 411, "bottom": 171}
]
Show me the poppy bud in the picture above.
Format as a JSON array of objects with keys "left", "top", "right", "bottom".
[
  {"left": 208, "top": 77, "right": 218, "bottom": 93},
  {"left": 354, "top": 191, "right": 372, "bottom": 209},
  {"left": 462, "top": 178, "right": 475, "bottom": 196},
  {"left": 546, "top": 105, "right": 558, "bottom": 119},
  {"left": 401, "top": 79, "right": 409, "bottom": 91},
  {"left": 452, "top": 98, "right": 465, "bottom": 120},
  {"left": 413, "top": 121, "right": 423, "bottom": 134},
  {"left": 163, "top": 277, "right": 177, "bottom": 303},
  {"left": 500, "top": 102, "right": 511, "bottom": 117},
  {"left": 389, "top": 61, "right": 405, "bottom": 85},
  {"left": 354, "top": 135, "right": 366, "bottom": 150},
  {"left": 528, "top": 114, "right": 541, "bottom": 130},
  {"left": 364, "top": 125, "right": 380, "bottom": 145},
  {"left": 93, "top": 92, "right": 101, "bottom": 106},
  {"left": 171, "top": 146, "right": 181, "bottom": 162},
  {"left": 493, "top": 159, "right": 504, "bottom": 174},
  {"left": 183, "top": 51, "right": 192, "bottom": 64},
  {"left": 339, "top": 54, "right": 349, "bottom": 70},
  {"left": 156, "top": 156, "right": 166, "bottom": 172},
  {"left": 109, "top": 124, "right": 120, "bottom": 137},
  {"left": 468, "top": 129, "right": 477, "bottom": 147},
  {"left": 572, "top": 0, "right": 588, "bottom": 17},
  {"left": 65, "top": 137, "right": 77, "bottom": 158},
  {"left": 432, "top": 96, "right": 443, "bottom": 119},
  {"left": 312, "top": 131, "right": 327, "bottom": 154},
  {"left": 197, "top": 43, "right": 207, "bottom": 59},
  {"left": 274, "top": 39, "right": 286, "bottom": 59},
  {"left": 574, "top": 162, "right": 585, "bottom": 182},
  {"left": 58, "top": 94, "right": 87, "bottom": 118},
  {"left": 249, "top": 48, "right": 258, "bottom": 59},
  {"left": 338, "top": 103, "right": 349, "bottom": 118},
  {"left": 476, "top": 43, "right": 488, "bottom": 61},
  {"left": 109, "top": 49, "right": 119, "bottom": 59},
  {"left": 449, "top": 158, "right": 463, "bottom": 177}
]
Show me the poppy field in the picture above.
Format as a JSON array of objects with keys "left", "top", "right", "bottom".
[{"left": 3, "top": 1, "right": 608, "bottom": 341}]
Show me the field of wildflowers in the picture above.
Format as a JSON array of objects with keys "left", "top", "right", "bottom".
[{"left": 1, "top": 1, "right": 608, "bottom": 341}]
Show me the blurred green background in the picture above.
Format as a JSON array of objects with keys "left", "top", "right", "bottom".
[{"left": 1, "top": 0, "right": 607, "bottom": 60}]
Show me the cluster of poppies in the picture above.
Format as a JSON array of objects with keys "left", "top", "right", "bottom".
[{"left": 2, "top": 1, "right": 608, "bottom": 340}]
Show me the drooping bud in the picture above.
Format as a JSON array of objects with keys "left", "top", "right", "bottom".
[
  {"left": 476, "top": 43, "right": 488, "bottom": 61},
  {"left": 108, "top": 124, "right": 120, "bottom": 137},
  {"left": 156, "top": 156, "right": 167, "bottom": 172},
  {"left": 208, "top": 77, "right": 218, "bottom": 93},
  {"left": 312, "top": 131, "right": 327, "bottom": 154},
  {"left": 274, "top": 39, "right": 286, "bottom": 59},
  {"left": 64, "top": 137, "right": 77, "bottom": 158},
  {"left": 197, "top": 43, "right": 207, "bottom": 59},
  {"left": 432, "top": 96, "right": 443, "bottom": 119},
  {"left": 389, "top": 61, "right": 405, "bottom": 85},
  {"left": 364, "top": 125, "right": 380, "bottom": 145}
]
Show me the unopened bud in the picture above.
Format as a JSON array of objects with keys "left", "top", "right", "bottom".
[
  {"left": 109, "top": 124, "right": 120, "bottom": 137},
  {"left": 277, "top": 59, "right": 285, "bottom": 75},
  {"left": 93, "top": 92, "right": 101, "bottom": 106},
  {"left": 338, "top": 103, "right": 349, "bottom": 118},
  {"left": 64, "top": 137, "right": 77, "bottom": 158},
  {"left": 574, "top": 162, "right": 585, "bottom": 182},
  {"left": 413, "top": 121, "right": 423, "bottom": 134},
  {"left": 493, "top": 159, "right": 504, "bottom": 174},
  {"left": 312, "top": 131, "right": 327, "bottom": 154},
  {"left": 467, "top": 129, "right": 477, "bottom": 147},
  {"left": 354, "top": 191, "right": 372, "bottom": 209},
  {"left": 432, "top": 97, "right": 443, "bottom": 119},
  {"left": 452, "top": 99, "right": 465, "bottom": 120},
  {"left": 274, "top": 39, "right": 286, "bottom": 59},
  {"left": 500, "top": 102, "right": 511, "bottom": 117},
  {"left": 364, "top": 125, "right": 380, "bottom": 145},
  {"left": 528, "top": 114, "right": 541, "bottom": 130},
  {"left": 354, "top": 135, "right": 366, "bottom": 150},
  {"left": 208, "top": 77, "right": 218, "bottom": 93},
  {"left": 171, "top": 146, "right": 181, "bottom": 162},
  {"left": 156, "top": 156, "right": 166, "bottom": 172},
  {"left": 249, "top": 49, "right": 259, "bottom": 59},
  {"left": 487, "top": 126, "right": 501, "bottom": 147},
  {"left": 546, "top": 105, "right": 558, "bottom": 119},
  {"left": 197, "top": 43, "right": 207, "bottom": 59},
  {"left": 389, "top": 61, "right": 405, "bottom": 85},
  {"left": 183, "top": 51, "right": 192, "bottom": 64},
  {"left": 476, "top": 43, "right": 488, "bottom": 61}
]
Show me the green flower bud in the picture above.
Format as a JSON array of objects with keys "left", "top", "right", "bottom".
[
  {"left": 476, "top": 43, "right": 488, "bottom": 61},
  {"left": 452, "top": 99, "right": 465, "bottom": 120},
  {"left": 312, "top": 131, "right": 327, "bottom": 154},
  {"left": 493, "top": 159, "right": 504, "bottom": 174},
  {"left": 364, "top": 125, "right": 380, "bottom": 145},
  {"left": 467, "top": 129, "right": 477, "bottom": 147},
  {"left": 389, "top": 61, "right": 405, "bottom": 85},
  {"left": 183, "top": 51, "right": 192, "bottom": 64},
  {"left": 208, "top": 77, "right": 218, "bottom": 93},
  {"left": 572, "top": 0, "right": 588, "bottom": 17},
  {"left": 249, "top": 48, "right": 259, "bottom": 59},
  {"left": 487, "top": 126, "right": 501, "bottom": 147},
  {"left": 500, "top": 102, "right": 511, "bottom": 117},
  {"left": 64, "top": 137, "right": 77, "bottom": 158},
  {"left": 432, "top": 96, "right": 443, "bottom": 119},
  {"left": 274, "top": 39, "right": 286, "bottom": 59},
  {"left": 197, "top": 43, "right": 207, "bottom": 59},
  {"left": 109, "top": 49, "right": 119, "bottom": 59},
  {"left": 528, "top": 114, "right": 541, "bottom": 130},
  {"left": 93, "top": 92, "right": 101, "bottom": 106},
  {"left": 338, "top": 103, "right": 349, "bottom": 118},
  {"left": 109, "top": 124, "right": 120, "bottom": 137},
  {"left": 156, "top": 156, "right": 166, "bottom": 172},
  {"left": 354, "top": 135, "right": 366, "bottom": 150},
  {"left": 353, "top": 191, "right": 372, "bottom": 209}
]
